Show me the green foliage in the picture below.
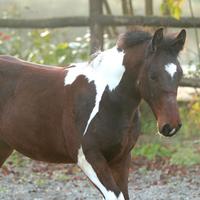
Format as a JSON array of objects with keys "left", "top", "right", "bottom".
[
  {"left": 132, "top": 143, "right": 173, "bottom": 160},
  {"left": 0, "top": 29, "right": 90, "bottom": 65},
  {"left": 170, "top": 146, "right": 200, "bottom": 166},
  {"left": 132, "top": 142, "right": 200, "bottom": 166},
  {"left": 177, "top": 100, "right": 200, "bottom": 138},
  {"left": 160, "top": 0, "right": 185, "bottom": 19},
  {"left": 188, "top": 96, "right": 200, "bottom": 130}
]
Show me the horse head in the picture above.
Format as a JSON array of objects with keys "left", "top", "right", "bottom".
[{"left": 118, "top": 28, "right": 186, "bottom": 137}]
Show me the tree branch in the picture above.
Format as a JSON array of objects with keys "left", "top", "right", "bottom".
[{"left": 180, "top": 77, "right": 200, "bottom": 88}]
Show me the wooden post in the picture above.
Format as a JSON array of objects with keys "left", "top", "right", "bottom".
[
  {"left": 145, "top": 0, "right": 153, "bottom": 16},
  {"left": 89, "top": 0, "right": 104, "bottom": 54}
]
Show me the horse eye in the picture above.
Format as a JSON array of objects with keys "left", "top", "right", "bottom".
[{"left": 150, "top": 74, "right": 158, "bottom": 81}]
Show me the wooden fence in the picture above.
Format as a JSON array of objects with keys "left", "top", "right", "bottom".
[{"left": 0, "top": 0, "right": 200, "bottom": 87}]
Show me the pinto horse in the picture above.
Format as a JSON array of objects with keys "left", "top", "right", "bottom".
[{"left": 0, "top": 28, "right": 186, "bottom": 200}]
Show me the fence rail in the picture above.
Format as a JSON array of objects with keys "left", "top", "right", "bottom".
[
  {"left": 180, "top": 78, "right": 200, "bottom": 88},
  {"left": 1, "top": 16, "right": 200, "bottom": 29},
  {"left": 0, "top": 17, "right": 89, "bottom": 28}
]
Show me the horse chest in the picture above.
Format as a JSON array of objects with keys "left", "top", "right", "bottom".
[
  {"left": 83, "top": 112, "right": 133, "bottom": 160},
  {"left": 82, "top": 103, "right": 141, "bottom": 161},
  {"left": 104, "top": 132, "right": 134, "bottom": 161}
]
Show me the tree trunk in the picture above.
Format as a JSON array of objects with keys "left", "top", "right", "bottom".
[
  {"left": 89, "top": 0, "right": 104, "bottom": 54},
  {"left": 145, "top": 0, "right": 153, "bottom": 16}
]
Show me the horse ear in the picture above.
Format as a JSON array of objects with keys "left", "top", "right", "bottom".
[
  {"left": 151, "top": 28, "right": 164, "bottom": 52},
  {"left": 172, "top": 29, "right": 186, "bottom": 52}
]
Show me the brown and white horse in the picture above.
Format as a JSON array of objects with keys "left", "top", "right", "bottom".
[{"left": 0, "top": 28, "right": 186, "bottom": 200}]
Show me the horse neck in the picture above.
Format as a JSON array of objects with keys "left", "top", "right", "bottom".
[
  {"left": 111, "top": 44, "right": 147, "bottom": 114},
  {"left": 111, "top": 70, "right": 141, "bottom": 116},
  {"left": 91, "top": 46, "right": 144, "bottom": 117}
]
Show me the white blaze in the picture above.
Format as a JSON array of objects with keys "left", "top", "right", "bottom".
[{"left": 165, "top": 63, "right": 177, "bottom": 78}]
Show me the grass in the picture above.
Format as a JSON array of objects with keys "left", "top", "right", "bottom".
[
  {"left": 132, "top": 143, "right": 173, "bottom": 160},
  {"left": 170, "top": 145, "right": 200, "bottom": 166}
]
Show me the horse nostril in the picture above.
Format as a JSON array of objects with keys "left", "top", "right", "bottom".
[
  {"left": 160, "top": 123, "right": 182, "bottom": 136},
  {"left": 161, "top": 124, "right": 172, "bottom": 135}
]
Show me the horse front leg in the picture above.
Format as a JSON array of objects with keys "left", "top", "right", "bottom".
[
  {"left": 0, "top": 139, "right": 13, "bottom": 167},
  {"left": 109, "top": 154, "right": 131, "bottom": 200},
  {"left": 77, "top": 147, "right": 125, "bottom": 200}
]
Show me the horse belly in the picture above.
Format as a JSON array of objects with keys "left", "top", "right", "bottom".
[{"left": 0, "top": 100, "right": 74, "bottom": 164}]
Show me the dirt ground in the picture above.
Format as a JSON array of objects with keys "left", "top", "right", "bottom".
[{"left": 0, "top": 157, "right": 200, "bottom": 200}]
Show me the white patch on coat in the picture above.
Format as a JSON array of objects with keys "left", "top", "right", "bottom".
[
  {"left": 90, "top": 47, "right": 125, "bottom": 91},
  {"left": 64, "top": 46, "right": 125, "bottom": 135},
  {"left": 165, "top": 63, "right": 177, "bottom": 78},
  {"left": 77, "top": 147, "right": 125, "bottom": 200}
]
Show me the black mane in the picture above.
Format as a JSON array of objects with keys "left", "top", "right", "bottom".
[
  {"left": 118, "top": 30, "right": 181, "bottom": 56},
  {"left": 118, "top": 30, "right": 152, "bottom": 48}
]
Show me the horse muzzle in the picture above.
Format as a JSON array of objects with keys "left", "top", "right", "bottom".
[
  {"left": 153, "top": 95, "right": 182, "bottom": 137},
  {"left": 159, "top": 123, "right": 182, "bottom": 137}
]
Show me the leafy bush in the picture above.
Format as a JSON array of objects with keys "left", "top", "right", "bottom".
[
  {"left": 132, "top": 142, "right": 200, "bottom": 166},
  {"left": 160, "top": 0, "right": 185, "bottom": 19},
  {"left": 170, "top": 146, "right": 200, "bottom": 166},
  {"left": 0, "top": 29, "right": 90, "bottom": 65},
  {"left": 132, "top": 143, "right": 173, "bottom": 160},
  {"left": 188, "top": 95, "right": 200, "bottom": 129}
]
